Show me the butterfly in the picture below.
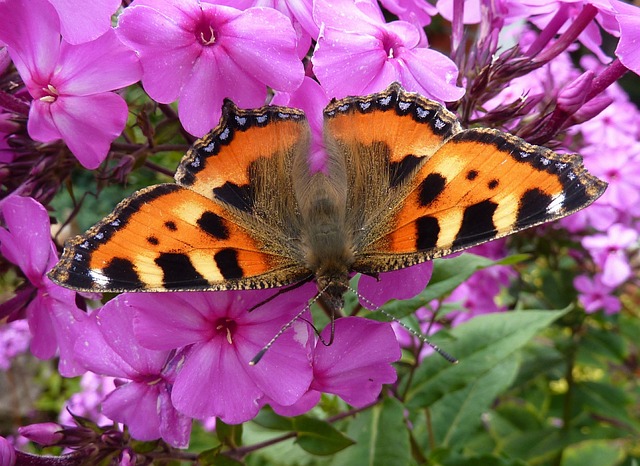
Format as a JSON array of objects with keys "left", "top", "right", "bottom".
[{"left": 49, "top": 82, "right": 607, "bottom": 315}]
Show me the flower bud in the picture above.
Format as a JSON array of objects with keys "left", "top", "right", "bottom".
[
  {"left": 557, "top": 71, "right": 594, "bottom": 115},
  {"left": 0, "top": 436, "right": 16, "bottom": 466},
  {"left": 18, "top": 422, "right": 64, "bottom": 446}
]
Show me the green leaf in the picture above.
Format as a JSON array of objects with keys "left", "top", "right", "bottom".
[
  {"left": 198, "top": 449, "right": 244, "bottom": 466},
  {"left": 216, "top": 420, "right": 243, "bottom": 448},
  {"left": 405, "top": 309, "right": 569, "bottom": 448},
  {"left": 252, "top": 409, "right": 295, "bottom": 431},
  {"left": 293, "top": 416, "right": 355, "bottom": 455},
  {"left": 331, "top": 398, "right": 410, "bottom": 466},
  {"left": 560, "top": 440, "right": 625, "bottom": 466}
]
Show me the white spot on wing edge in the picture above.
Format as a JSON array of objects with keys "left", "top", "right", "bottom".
[
  {"left": 89, "top": 269, "right": 110, "bottom": 287},
  {"left": 547, "top": 193, "right": 565, "bottom": 214}
]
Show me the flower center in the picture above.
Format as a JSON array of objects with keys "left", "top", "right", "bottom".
[
  {"left": 39, "top": 84, "right": 59, "bottom": 103},
  {"left": 215, "top": 318, "right": 237, "bottom": 344},
  {"left": 196, "top": 21, "right": 216, "bottom": 46},
  {"left": 381, "top": 32, "right": 400, "bottom": 59}
]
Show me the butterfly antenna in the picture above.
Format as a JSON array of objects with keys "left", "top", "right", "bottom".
[
  {"left": 249, "top": 286, "right": 327, "bottom": 366},
  {"left": 347, "top": 285, "right": 458, "bottom": 364}
]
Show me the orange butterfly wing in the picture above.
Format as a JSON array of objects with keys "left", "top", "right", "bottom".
[{"left": 50, "top": 103, "right": 313, "bottom": 292}]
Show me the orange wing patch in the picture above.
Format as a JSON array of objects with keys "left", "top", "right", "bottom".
[
  {"left": 324, "top": 83, "right": 461, "bottom": 185},
  {"left": 50, "top": 184, "right": 299, "bottom": 292},
  {"left": 355, "top": 128, "right": 607, "bottom": 271},
  {"left": 175, "top": 100, "right": 309, "bottom": 212}
]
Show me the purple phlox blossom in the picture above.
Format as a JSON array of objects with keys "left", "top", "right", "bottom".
[
  {"left": 128, "top": 287, "right": 315, "bottom": 424},
  {"left": 272, "top": 76, "right": 329, "bottom": 173},
  {"left": 116, "top": 0, "right": 304, "bottom": 137},
  {"left": 581, "top": 223, "right": 638, "bottom": 288},
  {"left": 270, "top": 316, "right": 401, "bottom": 416},
  {"left": 392, "top": 305, "right": 443, "bottom": 362},
  {"left": 381, "top": 0, "right": 438, "bottom": 27},
  {"left": 47, "top": 0, "right": 121, "bottom": 45},
  {"left": 215, "top": 0, "right": 317, "bottom": 58},
  {"left": 612, "top": 0, "right": 640, "bottom": 74},
  {"left": 0, "top": 319, "right": 31, "bottom": 370},
  {"left": 312, "top": 0, "right": 464, "bottom": 102},
  {"left": 0, "top": 196, "right": 85, "bottom": 376},
  {"left": 358, "top": 261, "right": 433, "bottom": 310},
  {"left": 574, "top": 274, "right": 621, "bottom": 314},
  {"left": 59, "top": 373, "right": 115, "bottom": 428},
  {"left": 444, "top": 240, "right": 514, "bottom": 324},
  {"left": 517, "top": 0, "right": 619, "bottom": 63},
  {"left": 579, "top": 143, "right": 640, "bottom": 214},
  {"left": 73, "top": 295, "right": 191, "bottom": 448},
  {"left": 0, "top": 0, "right": 141, "bottom": 170},
  {"left": 0, "top": 436, "right": 16, "bottom": 466}
]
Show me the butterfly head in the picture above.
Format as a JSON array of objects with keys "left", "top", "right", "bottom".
[{"left": 316, "top": 271, "right": 349, "bottom": 315}]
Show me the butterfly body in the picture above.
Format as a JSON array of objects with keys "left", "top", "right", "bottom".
[{"left": 49, "top": 83, "right": 607, "bottom": 307}]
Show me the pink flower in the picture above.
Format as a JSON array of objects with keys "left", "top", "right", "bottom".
[
  {"left": 271, "top": 317, "right": 401, "bottom": 415},
  {"left": 127, "top": 288, "right": 315, "bottom": 424},
  {"left": 48, "top": 0, "right": 121, "bottom": 44},
  {"left": 574, "top": 274, "right": 621, "bottom": 314},
  {"left": 612, "top": 0, "right": 640, "bottom": 74},
  {"left": 74, "top": 296, "right": 191, "bottom": 448},
  {"left": 0, "top": 436, "right": 16, "bottom": 466},
  {"left": 358, "top": 262, "right": 433, "bottom": 309},
  {"left": 582, "top": 224, "right": 637, "bottom": 287},
  {"left": 116, "top": 0, "right": 304, "bottom": 136},
  {"left": 0, "top": 196, "right": 85, "bottom": 376},
  {"left": 312, "top": 0, "right": 464, "bottom": 101},
  {"left": 381, "top": 0, "right": 438, "bottom": 26},
  {"left": 0, "top": 0, "right": 141, "bottom": 169}
]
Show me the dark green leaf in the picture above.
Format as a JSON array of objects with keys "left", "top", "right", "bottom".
[
  {"left": 331, "top": 398, "right": 410, "bottom": 466},
  {"left": 294, "top": 416, "right": 355, "bottom": 455}
]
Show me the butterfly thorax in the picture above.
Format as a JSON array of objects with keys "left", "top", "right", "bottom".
[{"left": 299, "top": 192, "right": 354, "bottom": 312}]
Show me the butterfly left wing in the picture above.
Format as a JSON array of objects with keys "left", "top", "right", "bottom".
[
  {"left": 352, "top": 127, "right": 607, "bottom": 273},
  {"left": 49, "top": 184, "right": 310, "bottom": 292}
]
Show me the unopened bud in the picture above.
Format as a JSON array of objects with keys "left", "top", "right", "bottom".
[
  {"left": 569, "top": 94, "right": 614, "bottom": 125},
  {"left": 557, "top": 71, "right": 594, "bottom": 115},
  {"left": 18, "top": 422, "right": 64, "bottom": 446}
]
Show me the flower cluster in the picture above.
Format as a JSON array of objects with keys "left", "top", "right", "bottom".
[{"left": 0, "top": 0, "right": 638, "bottom": 463}]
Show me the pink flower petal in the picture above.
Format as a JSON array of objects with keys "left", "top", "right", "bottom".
[
  {"left": 311, "top": 317, "right": 400, "bottom": 407},
  {"left": 358, "top": 262, "right": 433, "bottom": 309},
  {"left": 398, "top": 48, "right": 465, "bottom": 102},
  {"left": 38, "top": 93, "right": 128, "bottom": 169},
  {"left": 0, "top": 0, "right": 60, "bottom": 86},
  {"left": 116, "top": 3, "right": 202, "bottom": 103},
  {"left": 217, "top": 6, "right": 304, "bottom": 91},
  {"left": 172, "top": 341, "right": 266, "bottom": 423},
  {"left": 55, "top": 29, "right": 141, "bottom": 95},
  {"left": 102, "top": 382, "right": 162, "bottom": 440},
  {"left": 49, "top": 0, "right": 121, "bottom": 44},
  {"left": 0, "top": 196, "right": 54, "bottom": 282}
]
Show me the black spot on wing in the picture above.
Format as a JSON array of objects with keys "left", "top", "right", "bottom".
[
  {"left": 197, "top": 211, "right": 229, "bottom": 240},
  {"left": 389, "top": 154, "right": 422, "bottom": 188},
  {"left": 155, "top": 253, "right": 208, "bottom": 289},
  {"left": 516, "top": 188, "right": 553, "bottom": 229},
  {"left": 147, "top": 236, "right": 159, "bottom": 246},
  {"left": 418, "top": 173, "right": 447, "bottom": 206},
  {"left": 416, "top": 216, "right": 440, "bottom": 250},
  {"left": 466, "top": 170, "right": 478, "bottom": 180},
  {"left": 488, "top": 179, "right": 499, "bottom": 190},
  {"left": 103, "top": 258, "right": 144, "bottom": 289},
  {"left": 164, "top": 221, "right": 177, "bottom": 232},
  {"left": 452, "top": 200, "right": 498, "bottom": 249},
  {"left": 213, "top": 182, "right": 255, "bottom": 213},
  {"left": 214, "top": 249, "right": 244, "bottom": 280}
]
